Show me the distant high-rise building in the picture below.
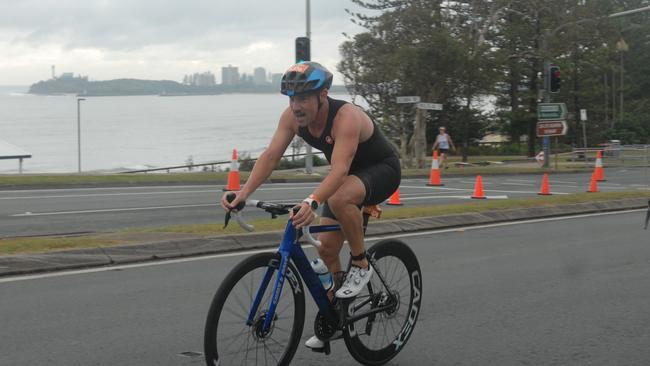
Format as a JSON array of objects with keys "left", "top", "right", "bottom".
[
  {"left": 51, "top": 65, "right": 56, "bottom": 79},
  {"left": 221, "top": 65, "right": 240, "bottom": 86},
  {"left": 271, "top": 73, "right": 283, "bottom": 88},
  {"left": 253, "top": 67, "right": 267, "bottom": 85},
  {"left": 60, "top": 72, "right": 74, "bottom": 80},
  {"left": 183, "top": 71, "right": 216, "bottom": 86}
]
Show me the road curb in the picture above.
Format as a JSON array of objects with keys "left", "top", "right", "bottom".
[{"left": 0, "top": 197, "right": 646, "bottom": 278}]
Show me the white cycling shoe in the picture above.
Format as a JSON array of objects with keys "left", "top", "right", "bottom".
[
  {"left": 335, "top": 264, "right": 374, "bottom": 299},
  {"left": 304, "top": 331, "right": 342, "bottom": 349}
]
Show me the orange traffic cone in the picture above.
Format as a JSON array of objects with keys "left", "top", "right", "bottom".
[
  {"left": 587, "top": 172, "right": 599, "bottom": 193},
  {"left": 594, "top": 150, "right": 605, "bottom": 181},
  {"left": 538, "top": 173, "right": 552, "bottom": 195},
  {"left": 471, "top": 175, "right": 486, "bottom": 199},
  {"left": 427, "top": 150, "right": 444, "bottom": 186},
  {"left": 223, "top": 148, "right": 241, "bottom": 191},
  {"left": 386, "top": 188, "right": 403, "bottom": 205}
]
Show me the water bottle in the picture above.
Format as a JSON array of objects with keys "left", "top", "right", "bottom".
[{"left": 310, "top": 258, "right": 333, "bottom": 290}]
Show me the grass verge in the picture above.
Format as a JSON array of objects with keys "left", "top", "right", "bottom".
[
  {"left": 0, "top": 154, "right": 598, "bottom": 188},
  {"left": 1, "top": 191, "right": 646, "bottom": 256}
]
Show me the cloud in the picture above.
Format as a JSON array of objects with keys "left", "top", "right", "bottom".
[{"left": 0, "top": 0, "right": 368, "bottom": 84}]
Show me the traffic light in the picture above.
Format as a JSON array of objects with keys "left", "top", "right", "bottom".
[
  {"left": 549, "top": 65, "right": 561, "bottom": 93},
  {"left": 295, "top": 37, "right": 310, "bottom": 63}
]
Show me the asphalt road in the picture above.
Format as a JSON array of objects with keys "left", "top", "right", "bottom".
[
  {"left": 1, "top": 169, "right": 649, "bottom": 238},
  {"left": 1, "top": 210, "right": 649, "bottom": 365}
]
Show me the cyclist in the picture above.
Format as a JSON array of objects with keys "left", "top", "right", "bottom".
[{"left": 221, "top": 61, "right": 400, "bottom": 349}]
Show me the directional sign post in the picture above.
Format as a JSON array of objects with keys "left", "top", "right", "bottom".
[
  {"left": 537, "top": 103, "right": 568, "bottom": 169},
  {"left": 396, "top": 96, "right": 421, "bottom": 104},
  {"left": 536, "top": 120, "right": 568, "bottom": 137},
  {"left": 537, "top": 103, "right": 568, "bottom": 120},
  {"left": 417, "top": 102, "right": 443, "bottom": 110},
  {"left": 537, "top": 120, "right": 567, "bottom": 170}
]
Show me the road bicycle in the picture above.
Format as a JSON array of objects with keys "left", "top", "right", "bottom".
[{"left": 204, "top": 195, "right": 422, "bottom": 366}]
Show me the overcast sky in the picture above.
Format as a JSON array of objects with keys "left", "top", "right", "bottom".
[{"left": 0, "top": 0, "right": 368, "bottom": 85}]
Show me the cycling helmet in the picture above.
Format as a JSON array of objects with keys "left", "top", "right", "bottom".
[{"left": 280, "top": 61, "right": 333, "bottom": 96}]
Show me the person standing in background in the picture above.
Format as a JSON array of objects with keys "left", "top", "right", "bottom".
[{"left": 432, "top": 126, "right": 455, "bottom": 169}]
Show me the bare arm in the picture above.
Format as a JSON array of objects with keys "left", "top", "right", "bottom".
[
  {"left": 447, "top": 134, "right": 456, "bottom": 151},
  {"left": 432, "top": 135, "right": 439, "bottom": 150},
  {"left": 221, "top": 107, "right": 295, "bottom": 210}
]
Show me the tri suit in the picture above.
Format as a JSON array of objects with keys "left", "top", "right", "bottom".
[{"left": 297, "top": 97, "right": 401, "bottom": 220}]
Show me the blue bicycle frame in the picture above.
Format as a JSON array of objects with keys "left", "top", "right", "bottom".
[{"left": 246, "top": 219, "right": 341, "bottom": 332}]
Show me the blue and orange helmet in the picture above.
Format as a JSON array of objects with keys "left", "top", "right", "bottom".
[{"left": 280, "top": 61, "right": 333, "bottom": 96}]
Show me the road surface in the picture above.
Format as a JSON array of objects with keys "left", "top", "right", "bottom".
[
  {"left": 1, "top": 169, "right": 649, "bottom": 238},
  {"left": 1, "top": 209, "right": 649, "bottom": 365}
]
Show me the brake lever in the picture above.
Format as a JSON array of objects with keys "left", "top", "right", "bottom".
[
  {"left": 224, "top": 210, "right": 232, "bottom": 229},
  {"left": 224, "top": 192, "right": 247, "bottom": 229}
]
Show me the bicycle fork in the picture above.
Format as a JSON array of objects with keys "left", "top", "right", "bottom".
[{"left": 245, "top": 254, "right": 290, "bottom": 335}]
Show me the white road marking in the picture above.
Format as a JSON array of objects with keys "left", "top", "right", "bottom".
[
  {"left": 504, "top": 179, "right": 534, "bottom": 183},
  {"left": 398, "top": 191, "right": 465, "bottom": 196},
  {"left": 0, "top": 185, "right": 318, "bottom": 200},
  {"left": 11, "top": 204, "right": 215, "bottom": 217},
  {"left": 397, "top": 195, "right": 509, "bottom": 200},
  {"left": 501, "top": 182, "right": 534, "bottom": 186},
  {"left": 400, "top": 185, "right": 569, "bottom": 195},
  {"left": 1, "top": 190, "right": 221, "bottom": 200},
  {"left": 2, "top": 208, "right": 643, "bottom": 283}
]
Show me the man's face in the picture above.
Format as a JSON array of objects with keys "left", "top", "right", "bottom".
[
  {"left": 439, "top": 128, "right": 445, "bottom": 134},
  {"left": 289, "top": 91, "right": 323, "bottom": 127}
]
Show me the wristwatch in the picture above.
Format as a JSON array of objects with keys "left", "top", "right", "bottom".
[{"left": 302, "top": 194, "right": 320, "bottom": 211}]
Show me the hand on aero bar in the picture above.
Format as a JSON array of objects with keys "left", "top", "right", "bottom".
[
  {"left": 220, "top": 191, "right": 246, "bottom": 212},
  {"left": 290, "top": 202, "right": 316, "bottom": 229}
]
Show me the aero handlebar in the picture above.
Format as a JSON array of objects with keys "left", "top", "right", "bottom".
[{"left": 224, "top": 193, "right": 322, "bottom": 248}]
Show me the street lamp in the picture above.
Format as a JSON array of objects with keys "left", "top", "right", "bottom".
[
  {"left": 77, "top": 98, "right": 86, "bottom": 173},
  {"left": 616, "top": 38, "right": 629, "bottom": 125}
]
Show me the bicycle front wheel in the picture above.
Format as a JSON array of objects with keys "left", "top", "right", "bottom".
[
  {"left": 343, "top": 239, "right": 422, "bottom": 366},
  {"left": 204, "top": 252, "right": 305, "bottom": 366}
]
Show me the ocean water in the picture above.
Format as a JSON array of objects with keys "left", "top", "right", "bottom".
[{"left": 0, "top": 90, "right": 355, "bottom": 173}]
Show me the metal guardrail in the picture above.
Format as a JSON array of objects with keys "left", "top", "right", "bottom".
[
  {"left": 569, "top": 145, "right": 650, "bottom": 167},
  {"left": 122, "top": 145, "right": 649, "bottom": 174},
  {"left": 121, "top": 151, "right": 325, "bottom": 174}
]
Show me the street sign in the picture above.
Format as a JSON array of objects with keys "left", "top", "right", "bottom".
[
  {"left": 536, "top": 120, "right": 568, "bottom": 137},
  {"left": 417, "top": 102, "right": 443, "bottom": 110},
  {"left": 537, "top": 103, "right": 567, "bottom": 120},
  {"left": 396, "top": 96, "right": 421, "bottom": 104},
  {"left": 580, "top": 109, "right": 587, "bottom": 121}
]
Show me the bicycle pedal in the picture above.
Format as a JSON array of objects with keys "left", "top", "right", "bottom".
[{"left": 310, "top": 341, "right": 331, "bottom": 355}]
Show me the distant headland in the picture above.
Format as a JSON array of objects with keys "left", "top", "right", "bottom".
[{"left": 28, "top": 76, "right": 348, "bottom": 96}]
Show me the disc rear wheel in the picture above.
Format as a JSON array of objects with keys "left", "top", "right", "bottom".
[{"left": 343, "top": 239, "right": 422, "bottom": 366}]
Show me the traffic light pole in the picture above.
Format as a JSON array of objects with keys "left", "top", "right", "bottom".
[
  {"left": 539, "top": 5, "right": 650, "bottom": 169},
  {"left": 304, "top": 0, "right": 313, "bottom": 174}
]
